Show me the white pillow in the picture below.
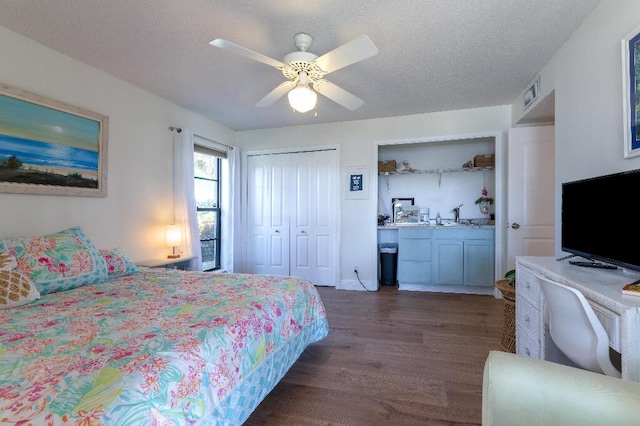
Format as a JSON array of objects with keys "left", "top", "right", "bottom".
[{"left": 0, "top": 270, "right": 41, "bottom": 309}]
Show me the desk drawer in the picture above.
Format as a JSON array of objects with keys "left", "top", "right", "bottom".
[
  {"left": 516, "top": 295, "right": 541, "bottom": 343},
  {"left": 516, "top": 326, "right": 541, "bottom": 359},
  {"left": 516, "top": 267, "right": 541, "bottom": 306},
  {"left": 588, "top": 301, "right": 621, "bottom": 352}
]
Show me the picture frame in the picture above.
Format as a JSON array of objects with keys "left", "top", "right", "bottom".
[
  {"left": 523, "top": 76, "right": 539, "bottom": 110},
  {"left": 344, "top": 166, "right": 369, "bottom": 200},
  {"left": 0, "top": 84, "right": 108, "bottom": 196},
  {"left": 395, "top": 205, "right": 420, "bottom": 224},
  {"left": 622, "top": 24, "right": 640, "bottom": 158},
  {"left": 391, "top": 197, "right": 414, "bottom": 223}
]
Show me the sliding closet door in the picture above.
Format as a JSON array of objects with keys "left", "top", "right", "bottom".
[
  {"left": 246, "top": 154, "right": 290, "bottom": 276},
  {"left": 245, "top": 149, "right": 338, "bottom": 286},
  {"left": 289, "top": 150, "right": 337, "bottom": 285}
]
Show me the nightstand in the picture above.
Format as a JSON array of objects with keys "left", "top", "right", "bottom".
[{"left": 137, "top": 256, "right": 197, "bottom": 271}]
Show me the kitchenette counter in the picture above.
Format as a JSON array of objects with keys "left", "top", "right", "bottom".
[
  {"left": 378, "top": 221, "right": 495, "bottom": 230},
  {"left": 384, "top": 224, "right": 495, "bottom": 292}
]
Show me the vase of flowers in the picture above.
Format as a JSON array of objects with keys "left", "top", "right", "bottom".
[{"left": 475, "top": 186, "right": 494, "bottom": 214}]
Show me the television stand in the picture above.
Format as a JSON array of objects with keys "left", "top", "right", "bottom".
[
  {"left": 569, "top": 260, "right": 618, "bottom": 270},
  {"left": 556, "top": 253, "right": 577, "bottom": 261}
]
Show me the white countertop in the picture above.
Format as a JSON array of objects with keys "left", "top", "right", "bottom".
[{"left": 378, "top": 222, "right": 495, "bottom": 230}]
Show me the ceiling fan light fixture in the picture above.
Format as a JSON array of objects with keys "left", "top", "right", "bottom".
[{"left": 288, "top": 85, "right": 317, "bottom": 113}]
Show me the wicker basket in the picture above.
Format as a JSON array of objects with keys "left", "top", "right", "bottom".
[
  {"left": 494, "top": 279, "right": 516, "bottom": 353},
  {"left": 474, "top": 154, "right": 495, "bottom": 168},
  {"left": 378, "top": 160, "right": 397, "bottom": 173}
]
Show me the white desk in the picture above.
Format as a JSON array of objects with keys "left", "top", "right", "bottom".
[{"left": 516, "top": 256, "right": 640, "bottom": 381}]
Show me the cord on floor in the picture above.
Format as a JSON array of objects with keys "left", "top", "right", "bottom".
[{"left": 354, "top": 269, "right": 377, "bottom": 292}]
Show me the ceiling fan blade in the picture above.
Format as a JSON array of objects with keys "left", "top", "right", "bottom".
[
  {"left": 313, "top": 35, "right": 378, "bottom": 74},
  {"left": 255, "top": 81, "right": 295, "bottom": 107},
  {"left": 209, "top": 39, "right": 285, "bottom": 69},
  {"left": 315, "top": 80, "right": 364, "bottom": 111}
]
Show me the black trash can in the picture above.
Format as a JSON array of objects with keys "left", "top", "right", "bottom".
[{"left": 379, "top": 243, "right": 398, "bottom": 286}]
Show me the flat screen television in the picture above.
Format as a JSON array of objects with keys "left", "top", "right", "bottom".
[{"left": 562, "top": 169, "right": 640, "bottom": 273}]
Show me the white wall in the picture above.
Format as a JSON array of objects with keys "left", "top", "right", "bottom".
[
  {"left": 237, "top": 107, "right": 510, "bottom": 289},
  {"left": 510, "top": 0, "right": 640, "bottom": 255},
  {"left": 0, "top": 26, "right": 236, "bottom": 262}
]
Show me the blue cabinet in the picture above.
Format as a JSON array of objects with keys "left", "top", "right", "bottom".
[
  {"left": 432, "top": 238, "right": 464, "bottom": 285},
  {"left": 463, "top": 239, "right": 494, "bottom": 286},
  {"left": 432, "top": 228, "right": 494, "bottom": 287},
  {"left": 397, "top": 227, "right": 431, "bottom": 287},
  {"left": 396, "top": 227, "right": 495, "bottom": 290}
]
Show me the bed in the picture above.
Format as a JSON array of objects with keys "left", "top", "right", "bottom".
[{"left": 0, "top": 227, "right": 328, "bottom": 425}]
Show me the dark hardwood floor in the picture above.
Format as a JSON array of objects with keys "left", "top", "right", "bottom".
[{"left": 245, "top": 285, "right": 504, "bottom": 425}]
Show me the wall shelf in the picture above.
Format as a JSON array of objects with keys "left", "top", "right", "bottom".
[
  {"left": 378, "top": 166, "right": 494, "bottom": 176},
  {"left": 379, "top": 166, "right": 494, "bottom": 187}
]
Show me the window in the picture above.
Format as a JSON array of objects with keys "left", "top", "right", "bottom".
[{"left": 194, "top": 148, "right": 222, "bottom": 271}]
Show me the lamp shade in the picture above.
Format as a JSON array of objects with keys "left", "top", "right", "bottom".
[
  {"left": 166, "top": 224, "right": 182, "bottom": 247},
  {"left": 288, "top": 85, "right": 317, "bottom": 113}
]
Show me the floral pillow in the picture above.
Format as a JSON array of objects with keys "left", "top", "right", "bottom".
[
  {"left": 0, "top": 226, "right": 108, "bottom": 295},
  {"left": 0, "top": 270, "right": 40, "bottom": 309},
  {"left": 100, "top": 248, "right": 139, "bottom": 277}
]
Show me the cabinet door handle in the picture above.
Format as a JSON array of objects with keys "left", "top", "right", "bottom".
[
  {"left": 511, "top": 222, "right": 521, "bottom": 229},
  {"left": 524, "top": 315, "right": 530, "bottom": 323},
  {"left": 525, "top": 347, "right": 531, "bottom": 356}
]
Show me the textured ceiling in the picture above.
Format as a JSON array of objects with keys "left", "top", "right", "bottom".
[{"left": 0, "top": 0, "right": 600, "bottom": 131}]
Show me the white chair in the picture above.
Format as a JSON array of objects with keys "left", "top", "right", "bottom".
[{"left": 538, "top": 276, "right": 621, "bottom": 377}]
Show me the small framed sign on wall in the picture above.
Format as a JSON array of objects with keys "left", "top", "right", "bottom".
[{"left": 344, "top": 166, "right": 369, "bottom": 200}]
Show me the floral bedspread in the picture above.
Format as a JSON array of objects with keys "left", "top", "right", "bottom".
[{"left": 0, "top": 269, "right": 328, "bottom": 425}]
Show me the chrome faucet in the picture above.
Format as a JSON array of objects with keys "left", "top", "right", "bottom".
[{"left": 453, "top": 204, "right": 463, "bottom": 223}]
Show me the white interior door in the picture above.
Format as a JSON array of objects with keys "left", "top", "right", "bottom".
[
  {"left": 246, "top": 154, "right": 289, "bottom": 276},
  {"left": 507, "top": 126, "right": 555, "bottom": 270},
  {"left": 245, "top": 149, "right": 338, "bottom": 285},
  {"left": 289, "top": 151, "right": 337, "bottom": 285}
]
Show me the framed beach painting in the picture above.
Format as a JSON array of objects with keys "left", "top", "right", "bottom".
[
  {"left": 622, "top": 24, "right": 640, "bottom": 158},
  {"left": 0, "top": 84, "right": 108, "bottom": 196}
]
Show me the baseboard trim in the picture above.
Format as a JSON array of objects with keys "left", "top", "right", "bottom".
[
  {"left": 338, "top": 279, "right": 377, "bottom": 291},
  {"left": 398, "top": 283, "right": 494, "bottom": 295}
]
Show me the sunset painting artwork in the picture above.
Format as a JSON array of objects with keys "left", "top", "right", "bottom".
[{"left": 0, "top": 93, "right": 102, "bottom": 190}]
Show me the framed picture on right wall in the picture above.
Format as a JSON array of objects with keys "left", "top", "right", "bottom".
[{"left": 622, "top": 23, "right": 640, "bottom": 158}]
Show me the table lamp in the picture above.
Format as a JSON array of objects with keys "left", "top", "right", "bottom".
[{"left": 166, "top": 224, "right": 182, "bottom": 259}]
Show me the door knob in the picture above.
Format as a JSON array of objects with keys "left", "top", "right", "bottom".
[
  {"left": 301, "top": 230, "right": 306, "bottom": 234},
  {"left": 511, "top": 223, "right": 520, "bottom": 229},
  {"left": 275, "top": 230, "right": 280, "bottom": 233}
]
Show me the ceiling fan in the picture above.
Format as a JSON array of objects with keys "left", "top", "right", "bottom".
[{"left": 209, "top": 33, "right": 378, "bottom": 114}]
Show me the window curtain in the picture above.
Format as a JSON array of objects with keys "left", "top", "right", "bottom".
[
  {"left": 221, "top": 145, "right": 239, "bottom": 272},
  {"left": 173, "top": 128, "right": 203, "bottom": 271}
]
